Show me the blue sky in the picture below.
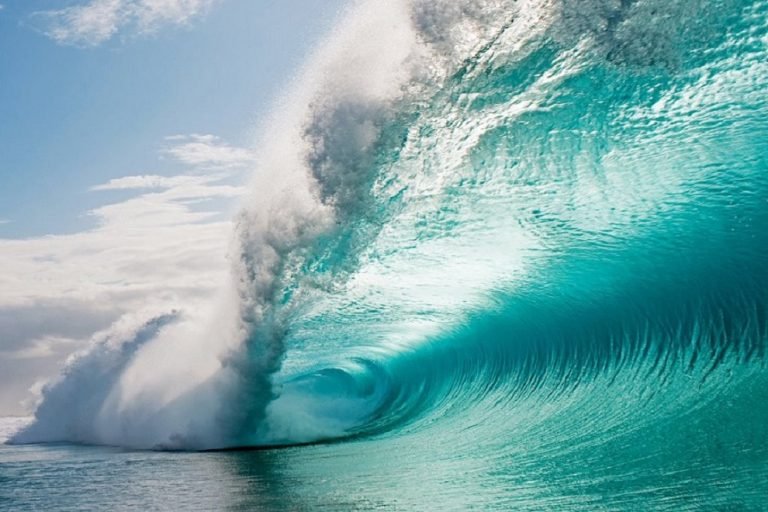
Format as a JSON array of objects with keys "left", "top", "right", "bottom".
[
  {"left": 0, "top": 0, "right": 345, "bottom": 237},
  {"left": 0, "top": 0, "right": 347, "bottom": 414}
]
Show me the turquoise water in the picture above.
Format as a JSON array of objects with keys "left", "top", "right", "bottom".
[{"left": 5, "top": 0, "right": 768, "bottom": 509}]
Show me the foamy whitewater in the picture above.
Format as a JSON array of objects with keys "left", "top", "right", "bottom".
[{"left": 6, "top": 0, "right": 768, "bottom": 508}]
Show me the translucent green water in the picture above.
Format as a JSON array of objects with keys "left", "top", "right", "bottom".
[{"left": 5, "top": 0, "right": 768, "bottom": 509}]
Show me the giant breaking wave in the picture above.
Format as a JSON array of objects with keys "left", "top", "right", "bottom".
[{"left": 10, "top": 1, "right": 768, "bottom": 505}]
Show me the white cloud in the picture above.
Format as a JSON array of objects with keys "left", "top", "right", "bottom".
[
  {"left": 0, "top": 219, "right": 9, "bottom": 225},
  {"left": 163, "top": 134, "right": 256, "bottom": 168},
  {"left": 91, "top": 174, "right": 203, "bottom": 191},
  {"left": 35, "top": 0, "right": 218, "bottom": 46},
  {"left": 0, "top": 172, "right": 244, "bottom": 309},
  {"left": 89, "top": 173, "right": 245, "bottom": 228}
]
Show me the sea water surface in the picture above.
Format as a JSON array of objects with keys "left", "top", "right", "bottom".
[
  {"left": 3, "top": 0, "right": 768, "bottom": 510},
  {"left": 4, "top": 411, "right": 764, "bottom": 511}
]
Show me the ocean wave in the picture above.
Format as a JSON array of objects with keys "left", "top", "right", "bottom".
[{"left": 10, "top": 8, "right": 768, "bottom": 502}]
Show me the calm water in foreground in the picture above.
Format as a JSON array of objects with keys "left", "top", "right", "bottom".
[{"left": 3, "top": 416, "right": 767, "bottom": 511}]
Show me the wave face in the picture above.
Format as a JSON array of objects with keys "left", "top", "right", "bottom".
[{"left": 11, "top": 0, "right": 768, "bottom": 507}]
